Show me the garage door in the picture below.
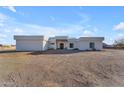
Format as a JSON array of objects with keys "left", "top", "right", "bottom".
[{"left": 16, "top": 40, "right": 43, "bottom": 51}]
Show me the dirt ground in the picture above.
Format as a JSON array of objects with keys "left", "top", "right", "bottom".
[{"left": 0, "top": 49, "right": 124, "bottom": 87}]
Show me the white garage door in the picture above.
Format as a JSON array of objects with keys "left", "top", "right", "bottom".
[{"left": 16, "top": 40, "right": 43, "bottom": 51}]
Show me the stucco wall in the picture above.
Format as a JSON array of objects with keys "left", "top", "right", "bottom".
[
  {"left": 93, "top": 41, "right": 103, "bottom": 50},
  {"left": 67, "top": 40, "right": 78, "bottom": 49},
  {"left": 15, "top": 36, "right": 104, "bottom": 51},
  {"left": 77, "top": 40, "right": 103, "bottom": 50},
  {"left": 56, "top": 41, "right": 68, "bottom": 49}
]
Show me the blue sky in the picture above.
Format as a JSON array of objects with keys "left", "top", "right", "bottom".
[{"left": 0, "top": 6, "right": 124, "bottom": 44}]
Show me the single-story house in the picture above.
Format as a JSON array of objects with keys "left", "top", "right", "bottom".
[{"left": 14, "top": 35, "right": 104, "bottom": 51}]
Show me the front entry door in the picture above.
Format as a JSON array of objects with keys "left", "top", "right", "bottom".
[{"left": 60, "top": 43, "right": 64, "bottom": 49}]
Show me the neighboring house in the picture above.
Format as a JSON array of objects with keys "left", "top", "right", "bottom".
[{"left": 14, "top": 35, "right": 104, "bottom": 51}]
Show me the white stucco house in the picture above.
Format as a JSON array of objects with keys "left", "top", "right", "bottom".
[{"left": 14, "top": 35, "right": 104, "bottom": 51}]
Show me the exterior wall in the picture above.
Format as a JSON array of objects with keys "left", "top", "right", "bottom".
[
  {"left": 67, "top": 40, "right": 78, "bottom": 50},
  {"left": 77, "top": 40, "right": 103, "bottom": 50},
  {"left": 14, "top": 36, "right": 104, "bottom": 51},
  {"left": 78, "top": 41, "right": 89, "bottom": 50},
  {"left": 93, "top": 41, "right": 103, "bottom": 50},
  {"left": 56, "top": 40, "right": 68, "bottom": 49},
  {"left": 16, "top": 39, "right": 43, "bottom": 51}
]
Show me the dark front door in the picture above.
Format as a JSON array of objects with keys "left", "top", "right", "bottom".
[{"left": 60, "top": 43, "right": 64, "bottom": 49}]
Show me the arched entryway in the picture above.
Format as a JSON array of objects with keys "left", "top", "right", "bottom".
[{"left": 60, "top": 43, "right": 64, "bottom": 49}]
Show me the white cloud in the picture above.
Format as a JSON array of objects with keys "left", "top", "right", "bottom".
[
  {"left": 112, "top": 33, "right": 124, "bottom": 43},
  {"left": 0, "top": 12, "right": 100, "bottom": 44},
  {"left": 23, "top": 23, "right": 98, "bottom": 38},
  {"left": 4, "top": 6, "right": 16, "bottom": 13},
  {"left": 118, "top": 33, "right": 124, "bottom": 37},
  {"left": 0, "top": 13, "right": 9, "bottom": 28},
  {"left": 25, "top": 23, "right": 85, "bottom": 37},
  {"left": 82, "top": 30, "right": 93, "bottom": 37},
  {"left": 0, "top": 33, "right": 7, "bottom": 38},
  {"left": 113, "top": 22, "right": 124, "bottom": 30},
  {"left": 0, "top": 23, "right": 4, "bottom": 27},
  {"left": 116, "top": 33, "right": 124, "bottom": 40},
  {"left": 93, "top": 27, "right": 99, "bottom": 32},
  {"left": 4, "top": 28, "right": 11, "bottom": 33},
  {"left": 14, "top": 28, "right": 24, "bottom": 34},
  {"left": 0, "top": 13, "right": 8, "bottom": 23}
]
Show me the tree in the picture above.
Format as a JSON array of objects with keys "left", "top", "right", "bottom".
[{"left": 114, "top": 39, "right": 124, "bottom": 49}]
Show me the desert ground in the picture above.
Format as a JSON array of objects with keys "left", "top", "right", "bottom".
[{"left": 0, "top": 48, "right": 124, "bottom": 87}]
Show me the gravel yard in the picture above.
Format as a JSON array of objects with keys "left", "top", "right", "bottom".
[{"left": 0, "top": 49, "right": 124, "bottom": 87}]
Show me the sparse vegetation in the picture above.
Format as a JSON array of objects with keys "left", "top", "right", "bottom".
[
  {"left": 0, "top": 45, "right": 15, "bottom": 51},
  {"left": 114, "top": 39, "right": 124, "bottom": 49}
]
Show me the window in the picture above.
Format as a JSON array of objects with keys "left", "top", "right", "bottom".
[
  {"left": 70, "top": 43, "right": 74, "bottom": 48},
  {"left": 90, "top": 42, "right": 95, "bottom": 49},
  {"left": 50, "top": 43, "right": 54, "bottom": 45}
]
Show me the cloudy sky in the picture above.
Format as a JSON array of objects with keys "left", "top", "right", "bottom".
[{"left": 0, "top": 6, "right": 124, "bottom": 44}]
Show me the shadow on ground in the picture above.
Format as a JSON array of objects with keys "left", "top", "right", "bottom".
[
  {"left": 0, "top": 49, "right": 102, "bottom": 55},
  {"left": 0, "top": 50, "right": 24, "bottom": 54},
  {"left": 28, "top": 50, "right": 102, "bottom": 55}
]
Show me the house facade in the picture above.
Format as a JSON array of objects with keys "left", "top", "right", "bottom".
[{"left": 14, "top": 35, "right": 104, "bottom": 51}]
